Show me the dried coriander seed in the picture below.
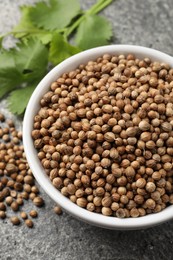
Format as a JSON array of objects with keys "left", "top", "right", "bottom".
[
  {"left": 10, "top": 216, "right": 20, "bottom": 225},
  {"left": 20, "top": 212, "right": 28, "bottom": 219},
  {"left": 25, "top": 219, "right": 34, "bottom": 228},
  {"left": 0, "top": 202, "right": 6, "bottom": 211},
  {"left": 0, "top": 113, "right": 44, "bottom": 228},
  {"left": 29, "top": 210, "right": 38, "bottom": 218},
  {"left": 33, "top": 197, "right": 44, "bottom": 207},
  {"left": 0, "top": 211, "right": 6, "bottom": 219},
  {"left": 32, "top": 53, "right": 173, "bottom": 219},
  {"left": 11, "top": 201, "right": 19, "bottom": 212},
  {"left": 5, "top": 196, "right": 13, "bottom": 205},
  {"left": 53, "top": 206, "right": 62, "bottom": 215}
]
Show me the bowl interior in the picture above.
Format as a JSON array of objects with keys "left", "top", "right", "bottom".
[{"left": 23, "top": 45, "right": 173, "bottom": 230}]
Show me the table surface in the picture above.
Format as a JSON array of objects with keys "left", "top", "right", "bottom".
[{"left": 1, "top": 0, "right": 173, "bottom": 259}]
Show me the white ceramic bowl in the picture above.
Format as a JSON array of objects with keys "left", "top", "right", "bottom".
[{"left": 23, "top": 45, "right": 173, "bottom": 230}]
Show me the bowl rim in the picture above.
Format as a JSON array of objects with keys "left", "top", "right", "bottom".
[{"left": 23, "top": 44, "right": 173, "bottom": 230}]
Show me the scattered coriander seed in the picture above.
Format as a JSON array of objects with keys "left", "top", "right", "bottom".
[
  {"left": 53, "top": 206, "right": 62, "bottom": 215},
  {"left": 24, "top": 175, "right": 34, "bottom": 185},
  {"left": 0, "top": 202, "right": 6, "bottom": 211},
  {"left": 5, "top": 196, "right": 13, "bottom": 205},
  {"left": 29, "top": 192, "right": 37, "bottom": 200},
  {"left": 20, "top": 212, "right": 28, "bottom": 219},
  {"left": 23, "top": 184, "right": 31, "bottom": 193},
  {"left": 21, "top": 191, "right": 29, "bottom": 200},
  {"left": 16, "top": 197, "right": 23, "bottom": 206},
  {"left": 10, "top": 190, "right": 17, "bottom": 198},
  {"left": 33, "top": 197, "right": 44, "bottom": 207},
  {"left": 11, "top": 201, "right": 19, "bottom": 212},
  {"left": 10, "top": 216, "right": 20, "bottom": 225},
  {"left": 0, "top": 114, "right": 45, "bottom": 227},
  {"left": 31, "top": 186, "right": 39, "bottom": 194},
  {"left": 0, "top": 210, "right": 6, "bottom": 219},
  {"left": 25, "top": 219, "right": 34, "bottom": 228},
  {"left": 29, "top": 210, "right": 38, "bottom": 218}
]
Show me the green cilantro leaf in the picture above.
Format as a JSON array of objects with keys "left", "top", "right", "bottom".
[
  {"left": 49, "top": 33, "right": 81, "bottom": 65},
  {"left": 7, "top": 84, "right": 36, "bottom": 115},
  {"left": 14, "top": 37, "right": 48, "bottom": 81},
  {"left": 13, "top": 6, "right": 52, "bottom": 44},
  {"left": 29, "top": 0, "right": 81, "bottom": 31},
  {"left": 13, "top": 6, "right": 35, "bottom": 38},
  {"left": 75, "top": 14, "right": 112, "bottom": 50},
  {"left": 39, "top": 33, "right": 53, "bottom": 45},
  {"left": 0, "top": 49, "right": 23, "bottom": 98},
  {"left": 0, "top": 37, "right": 48, "bottom": 99}
]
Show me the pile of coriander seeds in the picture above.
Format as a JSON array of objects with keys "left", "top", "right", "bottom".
[
  {"left": 0, "top": 113, "right": 46, "bottom": 227},
  {"left": 32, "top": 53, "right": 173, "bottom": 218}
]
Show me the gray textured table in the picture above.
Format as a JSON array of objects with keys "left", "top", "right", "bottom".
[{"left": 1, "top": 0, "right": 173, "bottom": 259}]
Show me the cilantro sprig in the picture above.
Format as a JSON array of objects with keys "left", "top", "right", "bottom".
[{"left": 0, "top": 0, "right": 114, "bottom": 116}]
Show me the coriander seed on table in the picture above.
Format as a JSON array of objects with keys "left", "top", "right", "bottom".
[
  {"left": 32, "top": 53, "right": 173, "bottom": 218},
  {"left": 0, "top": 113, "right": 49, "bottom": 227}
]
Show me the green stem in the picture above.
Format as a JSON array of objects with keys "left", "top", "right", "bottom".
[
  {"left": 0, "top": 28, "right": 65, "bottom": 39},
  {"left": 13, "top": 29, "right": 47, "bottom": 34},
  {"left": 64, "top": 0, "right": 113, "bottom": 39},
  {"left": 87, "top": 0, "right": 113, "bottom": 15},
  {"left": 64, "top": 14, "right": 85, "bottom": 39}
]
